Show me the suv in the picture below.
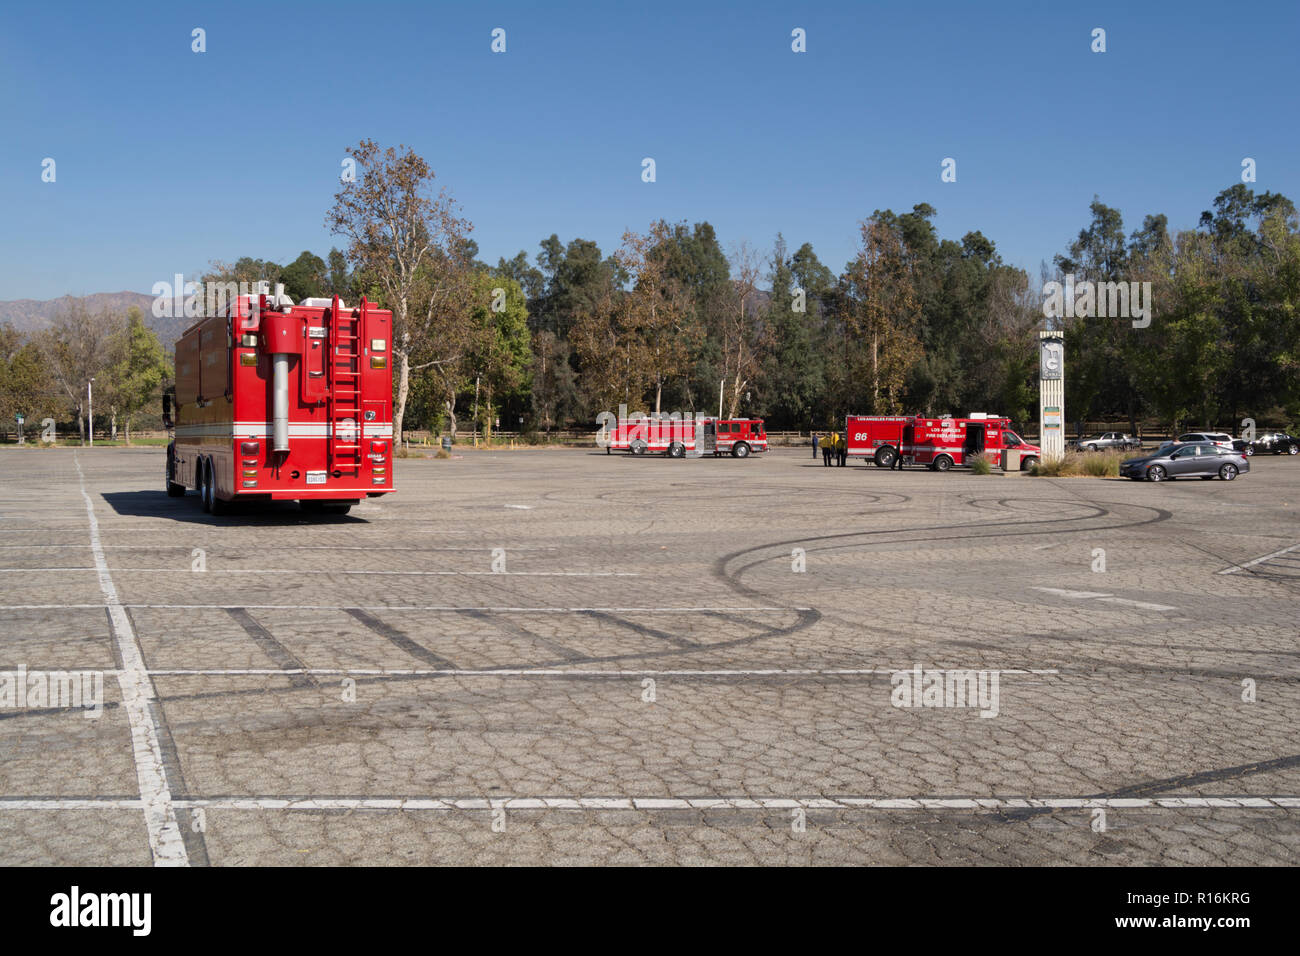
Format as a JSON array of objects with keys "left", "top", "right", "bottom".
[
  {"left": 1075, "top": 432, "right": 1140, "bottom": 451},
  {"left": 1178, "top": 432, "right": 1235, "bottom": 450},
  {"left": 1252, "top": 432, "right": 1299, "bottom": 455}
]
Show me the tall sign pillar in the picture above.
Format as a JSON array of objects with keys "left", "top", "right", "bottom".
[{"left": 1039, "top": 331, "right": 1065, "bottom": 463}]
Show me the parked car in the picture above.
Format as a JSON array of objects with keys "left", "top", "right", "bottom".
[
  {"left": 1177, "top": 432, "right": 1235, "bottom": 449},
  {"left": 1120, "top": 441, "right": 1250, "bottom": 482},
  {"left": 1251, "top": 432, "right": 1300, "bottom": 455},
  {"left": 1074, "top": 432, "right": 1141, "bottom": 451}
]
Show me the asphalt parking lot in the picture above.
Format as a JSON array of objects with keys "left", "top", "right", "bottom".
[{"left": 1, "top": 445, "right": 1297, "bottom": 865}]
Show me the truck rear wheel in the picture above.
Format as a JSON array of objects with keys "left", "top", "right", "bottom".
[
  {"left": 198, "top": 459, "right": 212, "bottom": 513},
  {"left": 667, "top": 442, "right": 685, "bottom": 458},
  {"left": 874, "top": 447, "right": 896, "bottom": 468},
  {"left": 933, "top": 455, "right": 953, "bottom": 472},
  {"left": 204, "top": 460, "right": 230, "bottom": 515},
  {"left": 630, "top": 440, "right": 647, "bottom": 456}
]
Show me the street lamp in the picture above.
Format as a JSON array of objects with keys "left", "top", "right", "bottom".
[{"left": 88, "top": 377, "right": 94, "bottom": 447}]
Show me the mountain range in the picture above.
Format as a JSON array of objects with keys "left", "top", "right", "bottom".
[{"left": 0, "top": 292, "right": 191, "bottom": 345}]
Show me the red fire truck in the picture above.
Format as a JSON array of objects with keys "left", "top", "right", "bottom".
[
  {"left": 604, "top": 416, "right": 768, "bottom": 458},
  {"left": 846, "top": 413, "right": 1040, "bottom": 471},
  {"left": 163, "top": 290, "right": 394, "bottom": 515}
]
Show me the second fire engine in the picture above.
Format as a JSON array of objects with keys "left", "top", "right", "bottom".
[
  {"left": 846, "top": 413, "right": 1040, "bottom": 471},
  {"left": 602, "top": 415, "right": 768, "bottom": 458}
]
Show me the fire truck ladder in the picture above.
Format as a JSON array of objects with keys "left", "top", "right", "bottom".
[{"left": 327, "top": 294, "right": 364, "bottom": 476}]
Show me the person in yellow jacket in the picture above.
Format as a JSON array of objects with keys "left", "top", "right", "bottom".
[
  {"left": 820, "top": 432, "right": 836, "bottom": 467},
  {"left": 836, "top": 433, "right": 847, "bottom": 466}
]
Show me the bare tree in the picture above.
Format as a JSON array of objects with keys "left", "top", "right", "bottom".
[
  {"left": 326, "top": 140, "right": 473, "bottom": 443},
  {"left": 722, "top": 241, "right": 769, "bottom": 417},
  {"left": 37, "top": 300, "right": 115, "bottom": 443}
]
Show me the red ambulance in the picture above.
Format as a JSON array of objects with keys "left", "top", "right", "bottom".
[{"left": 846, "top": 413, "right": 1040, "bottom": 471}]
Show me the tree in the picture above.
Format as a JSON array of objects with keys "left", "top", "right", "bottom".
[
  {"left": 720, "top": 241, "right": 769, "bottom": 417},
  {"left": 105, "top": 308, "right": 170, "bottom": 443},
  {"left": 280, "top": 250, "right": 328, "bottom": 301},
  {"left": 326, "top": 139, "right": 474, "bottom": 444},
  {"left": 0, "top": 325, "right": 55, "bottom": 441},
  {"left": 530, "top": 331, "right": 578, "bottom": 433},
  {"left": 467, "top": 274, "right": 532, "bottom": 439},
  {"left": 841, "top": 218, "right": 923, "bottom": 414},
  {"left": 761, "top": 236, "right": 825, "bottom": 427},
  {"left": 38, "top": 300, "right": 115, "bottom": 443}
]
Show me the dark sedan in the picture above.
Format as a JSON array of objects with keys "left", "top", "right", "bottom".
[
  {"left": 1252, "top": 432, "right": 1299, "bottom": 455},
  {"left": 1120, "top": 441, "right": 1250, "bottom": 482}
]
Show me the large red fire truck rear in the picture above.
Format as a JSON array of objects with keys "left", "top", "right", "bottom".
[
  {"left": 604, "top": 416, "right": 768, "bottom": 458},
  {"left": 163, "top": 289, "right": 394, "bottom": 514},
  {"left": 846, "top": 413, "right": 1040, "bottom": 471}
]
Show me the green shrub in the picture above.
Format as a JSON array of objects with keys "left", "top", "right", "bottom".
[{"left": 969, "top": 453, "right": 992, "bottom": 475}]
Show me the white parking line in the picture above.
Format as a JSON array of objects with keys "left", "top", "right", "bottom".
[
  {"left": 73, "top": 454, "right": 188, "bottom": 867},
  {"left": 1031, "top": 587, "right": 1177, "bottom": 612},
  {"left": 0, "top": 795, "right": 1295, "bottom": 812},
  {"left": 1218, "top": 543, "right": 1300, "bottom": 574}
]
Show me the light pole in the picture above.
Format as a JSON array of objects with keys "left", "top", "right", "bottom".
[{"left": 87, "top": 377, "right": 94, "bottom": 447}]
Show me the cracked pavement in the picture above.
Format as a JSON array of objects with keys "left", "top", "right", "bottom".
[{"left": 0, "top": 445, "right": 1297, "bottom": 864}]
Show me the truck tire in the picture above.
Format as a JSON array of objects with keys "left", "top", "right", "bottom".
[
  {"left": 732, "top": 442, "right": 750, "bottom": 459},
  {"left": 668, "top": 442, "right": 685, "bottom": 458},
  {"left": 874, "top": 447, "right": 896, "bottom": 468},
  {"left": 199, "top": 459, "right": 214, "bottom": 513},
  {"left": 630, "top": 440, "right": 647, "bottom": 456},
  {"left": 933, "top": 455, "right": 953, "bottom": 472},
  {"left": 205, "top": 460, "right": 231, "bottom": 515},
  {"left": 166, "top": 446, "right": 186, "bottom": 497},
  {"left": 1020, "top": 456, "right": 1038, "bottom": 471}
]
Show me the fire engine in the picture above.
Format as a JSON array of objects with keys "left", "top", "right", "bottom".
[
  {"left": 846, "top": 413, "right": 1040, "bottom": 471},
  {"left": 163, "top": 288, "right": 394, "bottom": 515},
  {"left": 603, "top": 416, "right": 768, "bottom": 458}
]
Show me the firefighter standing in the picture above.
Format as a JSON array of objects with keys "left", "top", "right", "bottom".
[
  {"left": 821, "top": 432, "right": 835, "bottom": 466},
  {"left": 836, "top": 433, "right": 847, "bottom": 466}
]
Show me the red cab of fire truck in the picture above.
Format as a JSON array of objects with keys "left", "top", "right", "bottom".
[
  {"left": 847, "top": 413, "right": 1039, "bottom": 471},
  {"left": 603, "top": 416, "right": 768, "bottom": 458},
  {"left": 163, "top": 289, "right": 394, "bottom": 515}
]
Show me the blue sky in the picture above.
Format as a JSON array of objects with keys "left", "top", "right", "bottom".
[{"left": 1, "top": 0, "right": 1296, "bottom": 300}]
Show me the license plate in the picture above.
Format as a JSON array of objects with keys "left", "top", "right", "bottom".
[{"left": 306, "top": 471, "right": 326, "bottom": 485}]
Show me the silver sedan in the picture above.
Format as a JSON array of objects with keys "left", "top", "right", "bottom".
[{"left": 1119, "top": 442, "right": 1250, "bottom": 482}]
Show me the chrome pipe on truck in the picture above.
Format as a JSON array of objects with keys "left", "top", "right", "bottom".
[{"left": 272, "top": 353, "right": 290, "bottom": 452}]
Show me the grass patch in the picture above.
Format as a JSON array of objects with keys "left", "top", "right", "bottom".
[
  {"left": 1029, "top": 449, "right": 1128, "bottom": 477},
  {"left": 969, "top": 453, "right": 992, "bottom": 475}
]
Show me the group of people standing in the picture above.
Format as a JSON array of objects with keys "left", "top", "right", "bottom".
[
  {"left": 811, "top": 431, "right": 906, "bottom": 470},
  {"left": 816, "top": 432, "right": 847, "bottom": 467}
]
